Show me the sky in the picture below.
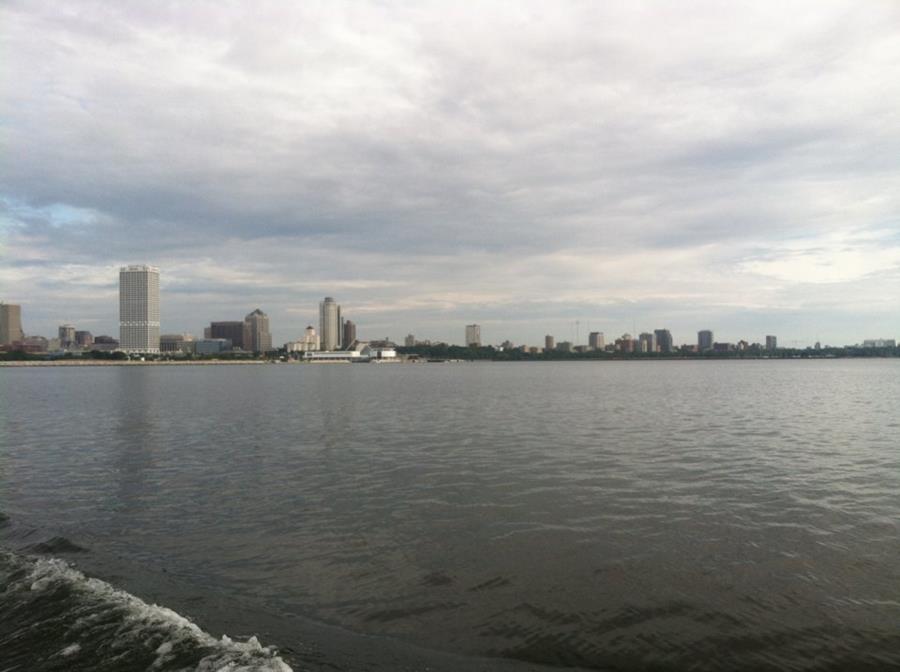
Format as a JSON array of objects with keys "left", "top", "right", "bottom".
[{"left": 2, "top": 0, "right": 899, "bottom": 348}]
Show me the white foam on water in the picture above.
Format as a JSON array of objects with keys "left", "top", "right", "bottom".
[
  {"left": 23, "top": 557, "right": 293, "bottom": 672},
  {"left": 59, "top": 643, "right": 81, "bottom": 656}
]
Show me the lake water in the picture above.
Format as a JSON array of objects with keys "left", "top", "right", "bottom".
[{"left": 1, "top": 360, "right": 899, "bottom": 671}]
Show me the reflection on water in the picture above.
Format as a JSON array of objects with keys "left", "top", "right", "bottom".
[{"left": 2, "top": 360, "right": 900, "bottom": 671}]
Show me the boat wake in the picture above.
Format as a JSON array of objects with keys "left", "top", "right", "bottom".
[{"left": 0, "top": 548, "right": 293, "bottom": 672}]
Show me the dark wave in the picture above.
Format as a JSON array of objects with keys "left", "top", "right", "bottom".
[{"left": 0, "top": 550, "right": 292, "bottom": 672}]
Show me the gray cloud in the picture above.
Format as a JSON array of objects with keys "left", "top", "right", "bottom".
[{"left": 2, "top": 0, "right": 899, "bottom": 346}]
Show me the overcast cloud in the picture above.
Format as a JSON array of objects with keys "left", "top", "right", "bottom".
[{"left": 2, "top": 0, "right": 899, "bottom": 346}]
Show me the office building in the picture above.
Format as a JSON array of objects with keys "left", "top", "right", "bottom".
[
  {"left": 342, "top": 319, "right": 357, "bottom": 349},
  {"left": 206, "top": 321, "right": 246, "bottom": 350},
  {"left": 59, "top": 324, "right": 76, "bottom": 347},
  {"left": 465, "top": 324, "right": 481, "bottom": 347},
  {"left": 244, "top": 309, "right": 272, "bottom": 353},
  {"left": 588, "top": 332, "right": 604, "bottom": 350},
  {"left": 766, "top": 335, "right": 777, "bottom": 351},
  {"left": 639, "top": 332, "right": 656, "bottom": 353},
  {"left": 545, "top": 335, "right": 555, "bottom": 351},
  {"left": 320, "top": 297, "right": 342, "bottom": 351},
  {"left": 0, "top": 303, "right": 24, "bottom": 346},
  {"left": 404, "top": 334, "right": 416, "bottom": 347},
  {"left": 698, "top": 330, "right": 714, "bottom": 352},
  {"left": 557, "top": 340, "right": 573, "bottom": 353},
  {"left": 654, "top": 329, "right": 674, "bottom": 354},
  {"left": 119, "top": 265, "right": 160, "bottom": 353},
  {"left": 75, "top": 331, "right": 93, "bottom": 348}
]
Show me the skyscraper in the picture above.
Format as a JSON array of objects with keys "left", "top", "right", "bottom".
[
  {"left": 206, "top": 321, "right": 246, "bottom": 350},
  {"left": 0, "top": 303, "right": 24, "bottom": 345},
  {"left": 588, "top": 332, "right": 604, "bottom": 350},
  {"left": 698, "top": 330, "right": 714, "bottom": 352},
  {"left": 654, "top": 329, "right": 674, "bottom": 354},
  {"left": 639, "top": 332, "right": 656, "bottom": 353},
  {"left": 465, "top": 324, "right": 481, "bottom": 347},
  {"left": 545, "top": 334, "right": 555, "bottom": 351},
  {"left": 244, "top": 309, "right": 272, "bottom": 353},
  {"left": 766, "top": 335, "right": 777, "bottom": 351},
  {"left": 58, "top": 324, "right": 76, "bottom": 347},
  {"left": 342, "top": 319, "right": 357, "bottom": 349},
  {"left": 319, "top": 297, "right": 341, "bottom": 350},
  {"left": 119, "top": 265, "right": 160, "bottom": 353}
]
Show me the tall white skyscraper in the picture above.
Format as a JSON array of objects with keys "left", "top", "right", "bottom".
[
  {"left": 319, "top": 297, "right": 341, "bottom": 351},
  {"left": 119, "top": 265, "right": 160, "bottom": 353}
]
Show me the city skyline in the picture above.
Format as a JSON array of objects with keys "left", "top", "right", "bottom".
[{"left": 2, "top": 3, "right": 900, "bottom": 346}]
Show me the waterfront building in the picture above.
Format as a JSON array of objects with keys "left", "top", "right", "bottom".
[
  {"left": 557, "top": 341, "right": 573, "bottom": 353},
  {"left": 639, "top": 332, "right": 656, "bottom": 353},
  {"left": 342, "top": 319, "right": 357, "bottom": 350},
  {"left": 466, "top": 324, "right": 481, "bottom": 347},
  {"left": 91, "top": 335, "right": 119, "bottom": 352},
  {"left": 75, "top": 331, "right": 93, "bottom": 348},
  {"left": 285, "top": 326, "right": 320, "bottom": 353},
  {"left": 319, "top": 297, "right": 342, "bottom": 351},
  {"left": 58, "top": 324, "right": 76, "bottom": 348},
  {"left": 244, "top": 308, "right": 272, "bottom": 353},
  {"left": 0, "top": 303, "right": 24, "bottom": 345},
  {"left": 766, "top": 335, "right": 777, "bottom": 351},
  {"left": 404, "top": 334, "right": 416, "bottom": 347},
  {"left": 616, "top": 334, "right": 636, "bottom": 353},
  {"left": 160, "top": 333, "right": 195, "bottom": 354},
  {"left": 698, "top": 330, "right": 714, "bottom": 352},
  {"left": 862, "top": 339, "right": 896, "bottom": 348},
  {"left": 194, "top": 338, "right": 231, "bottom": 355},
  {"left": 588, "top": 332, "right": 604, "bottom": 350},
  {"left": 119, "top": 265, "right": 160, "bottom": 353},
  {"left": 654, "top": 329, "right": 674, "bottom": 354},
  {"left": 206, "top": 321, "right": 246, "bottom": 350},
  {"left": 545, "top": 335, "right": 555, "bottom": 351},
  {"left": 20, "top": 335, "right": 48, "bottom": 353}
]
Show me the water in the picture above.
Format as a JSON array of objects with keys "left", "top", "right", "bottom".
[{"left": 1, "top": 360, "right": 899, "bottom": 671}]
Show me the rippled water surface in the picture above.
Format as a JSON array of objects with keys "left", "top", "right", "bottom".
[{"left": 2, "top": 360, "right": 899, "bottom": 670}]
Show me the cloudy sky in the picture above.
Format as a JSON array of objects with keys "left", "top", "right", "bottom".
[{"left": 2, "top": 1, "right": 899, "bottom": 347}]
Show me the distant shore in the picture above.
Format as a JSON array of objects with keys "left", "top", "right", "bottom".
[{"left": 0, "top": 359, "right": 271, "bottom": 367}]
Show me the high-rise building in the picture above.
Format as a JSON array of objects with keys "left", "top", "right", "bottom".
[
  {"left": 75, "top": 330, "right": 93, "bottom": 348},
  {"left": 545, "top": 335, "right": 555, "bottom": 351},
  {"left": 654, "top": 329, "right": 673, "bottom": 354},
  {"left": 639, "top": 332, "right": 656, "bottom": 353},
  {"left": 588, "top": 332, "right": 604, "bottom": 350},
  {"left": 0, "top": 303, "right": 25, "bottom": 345},
  {"left": 206, "top": 321, "right": 245, "bottom": 350},
  {"left": 766, "top": 335, "right": 777, "bottom": 351},
  {"left": 698, "top": 330, "right": 714, "bottom": 352},
  {"left": 244, "top": 309, "right": 272, "bottom": 353},
  {"left": 319, "top": 297, "right": 342, "bottom": 350},
  {"left": 404, "top": 334, "right": 416, "bottom": 347},
  {"left": 465, "top": 324, "right": 481, "bottom": 347},
  {"left": 119, "top": 265, "right": 160, "bottom": 353},
  {"left": 342, "top": 319, "right": 357, "bottom": 349},
  {"left": 58, "top": 324, "right": 76, "bottom": 347}
]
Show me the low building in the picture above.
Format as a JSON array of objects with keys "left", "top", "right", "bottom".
[
  {"left": 92, "top": 335, "right": 119, "bottom": 351},
  {"left": 194, "top": 338, "right": 231, "bottom": 355},
  {"left": 160, "top": 333, "right": 195, "bottom": 354},
  {"left": 303, "top": 350, "right": 365, "bottom": 362}
]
